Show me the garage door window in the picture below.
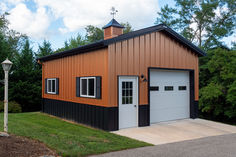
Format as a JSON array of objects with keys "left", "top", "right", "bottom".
[
  {"left": 122, "top": 82, "right": 133, "bottom": 104},
  {"left": 164, "top": 86, "right": 174, "bottom": 91},
  {"left": 179, "top": 86, "right": 187, "bottom": 90}
]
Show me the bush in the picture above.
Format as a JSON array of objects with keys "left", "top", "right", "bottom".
[
  {"left": 199, "top": 48, "right": 236, "bottom": 120},
  {"left": 0, "top": 101, "right": 22, "bottom": 113}
]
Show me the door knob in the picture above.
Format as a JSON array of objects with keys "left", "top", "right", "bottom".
[{"left": 134, "top": 105, "right": 137, "bottom": 107}]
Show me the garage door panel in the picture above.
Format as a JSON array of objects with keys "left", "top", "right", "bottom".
[
  {"left": 150, "top": 70, "right": 190, "bottom": 124},
  {"left": 150, "top": 108, "right": 189, "bottom": 122}
]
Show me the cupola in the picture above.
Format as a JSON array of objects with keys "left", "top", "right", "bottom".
[{"left": 103, "top": 19, "right": 124, "bottom": 40}]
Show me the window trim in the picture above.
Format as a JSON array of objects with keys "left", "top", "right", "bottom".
[
  {"left": 80, "top": 77, "right": 96, "bottom": 98},
  {"left": 47, "top": 78, "right": 57, "bottom": 94}
]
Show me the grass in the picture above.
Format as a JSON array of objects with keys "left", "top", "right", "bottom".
[{"left": 0, "top": 112, "right": 151, "bottom": 156}]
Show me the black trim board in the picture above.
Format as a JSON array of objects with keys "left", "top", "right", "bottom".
[
  {"left": 42, "top": 98, "right": 118, "bottom": 131},
  {"left": 37, "top": 24, "right": 205, "bottom": 62},
  {"left": 139, "top": 105, "right": 150, "bottom": 126},
  {"left": 148, "top": 67, "right": 198, "bottom": 122}
]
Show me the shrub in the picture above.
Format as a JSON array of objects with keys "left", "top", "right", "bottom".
[{"left": 0, "top": 101, "right": 22, "bottom": 113}]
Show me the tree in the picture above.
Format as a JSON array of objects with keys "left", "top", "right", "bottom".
[
  {"left": 199, "top": 48, "right": 236, "bottom": 121},
  {"left": 121, "top": 22, "right": 134, "bottom": 34},
  {"left": 156, "top": 0, "right": 236, "bottom": 50},
  {"left": 56, "top": 22, "right": 134, "bottom": 52},
  {"left": 36, "top": 40, "right": 53, "bottom": 58},
  {"left": 85, "top": 25, "right": 104, "bottom": 43},
  {"left": 10, "top": 39, "right": 41, "bottom": 111},
  {"left": 55, "top": 34, "right": 87, "bottom": 53},
  {"left": 0, "top": 13, "right": 26, "bottom": 101}
]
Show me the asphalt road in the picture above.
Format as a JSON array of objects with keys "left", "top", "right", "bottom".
[{"left": 92, "top": 133, "right": 236, "bottom": 157}]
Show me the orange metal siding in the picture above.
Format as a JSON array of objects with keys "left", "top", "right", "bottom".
[
  {"left": 108, "top": 31, "right": 199, "bottom": 107},
  {"left": 42, "top": 48, "right": 109, "bottom": 107}
]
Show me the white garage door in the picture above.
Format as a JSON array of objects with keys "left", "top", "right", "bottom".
[{"left": 150, "top": 69, "right": 190, "bottom": 123}]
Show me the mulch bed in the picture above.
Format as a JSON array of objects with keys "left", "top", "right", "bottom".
[{"left": 0, "top": 134, "right": 57, "bottom": 157}]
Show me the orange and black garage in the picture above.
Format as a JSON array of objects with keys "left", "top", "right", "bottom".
[{"left": 37, "top": 19, "right": 205, "bottom": 131}]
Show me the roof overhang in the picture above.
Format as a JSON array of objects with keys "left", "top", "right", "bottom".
[{"left": 37, "top": 24, "right": 206, "bottom": 62}]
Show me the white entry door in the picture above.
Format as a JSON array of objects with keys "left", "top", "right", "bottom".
[
  {"left": 119, "top": 76, "right": 138, "bottom": 129},
  {"left": 150, "top": 70, "right": 190, "bottom": 123}
]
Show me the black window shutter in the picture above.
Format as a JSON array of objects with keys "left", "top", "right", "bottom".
[
  {"left": 96, "top": 76, "right": 101, "bottom": 99},
  {"left": 76, "top": 77, "right": 80, "bottom": 97},
  {"left": 45, "top": 79, "right": 47, "bottom": 94},
  {"left": 56, "top": 78, "right": 59, "bottom": 95}
]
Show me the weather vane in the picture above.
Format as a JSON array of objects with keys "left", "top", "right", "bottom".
[{"left": 110, "top": 7, "right": 118, "bottom": 19}]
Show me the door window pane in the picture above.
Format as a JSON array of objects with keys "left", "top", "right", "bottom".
[{"left": 122, "top": 81, "right": 133, "bottom": 105}]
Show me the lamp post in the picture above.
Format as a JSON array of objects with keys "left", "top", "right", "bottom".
[{"left": 1, "top": 58, "right": 13, "bottom": 133}]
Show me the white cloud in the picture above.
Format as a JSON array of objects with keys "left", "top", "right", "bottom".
[
  {"left": 3, "top": 0, "right": 158, "bottom": 40},
  {"left": 34, "top": 0, "right": 158, "bottom": 33},
  {"left": 7, "top": 3, "right": 50, "bottom": 39}
]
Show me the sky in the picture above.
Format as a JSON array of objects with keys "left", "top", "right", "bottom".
[{"left": 0, "top": 0, "right": 234, "bottom": 51}]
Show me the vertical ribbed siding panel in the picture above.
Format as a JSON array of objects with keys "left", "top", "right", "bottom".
[
  {"left": 169, "top": 39, "right": 174, "bottom": 68},
  {"left": 150, "top": 33, "right": 155, "bottom": 66},
  {"left": 116, "top": 42, "right": 122, "bottom": 75},
  {"left": 128, "top": 39, "right": 134, "bottom": 75},
  {"left": 160, "top": 33, "right": 165, "bottom": 67},
  {"left": 156, "top": 32, "right": 161, "bottom": 67},
  {"left": 121, "top": 40, "right": 128, "bottom": 75},
  {"left": 108, "top": 44, "right": 116, "bottom": 107},
  {"left": 134, "top": 37, "right": 140, "bottom": 75}
]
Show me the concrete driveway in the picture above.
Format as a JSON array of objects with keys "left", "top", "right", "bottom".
[
  {"left": 93, "top": 133, "right": 236, "bottom": 157},
  {"left": 112, "top": 119, "right": 236, "bottom": 145}
]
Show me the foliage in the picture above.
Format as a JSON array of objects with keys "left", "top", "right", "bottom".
[
  {"left": 0, "top": 101, "right": 22, "bottom": 113},
  {"left": 9, "top": 39, "right": 41, "bottom": 112},
  {"left": 55, "top": 34, "right": 87, "bottom": 53},
  {"left": 36, "top": 40, "right": 53, "bottom": 58},
  {"left": 0, "top": 13, "right": 26, "bottom": 102},
  {"left": 156, "top": 0, "right": 236, "bottom": 49},
  {"left": 56, "top": 22, "right": 134, "bottom": 53},
  {"left": 121, "top": 22, "right": 134, "bottom": 34},
  {"left": 85, "top": 25, "right": 104, "bottom": 43},
  {"left": 199, "top": 48, "right": 236, "bottom": 119},
  {"left": 0, "top": 112, "right": 151, "bottom": 156}
]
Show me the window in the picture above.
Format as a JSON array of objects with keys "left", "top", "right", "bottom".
[
  {"left": 150, "top": 86, "right": 159, "bottom": 91},
  {"left": 164, "top": 86, "right": 174, "bottom": 91},
  {"left": 179, "top": 86, "right": 187, "bottom": 90},
  {"left": 122, "top": 81, "right": 133, "bottom": 104},
  {"left": 47, "top": 78, "right": 56, "bottom": 94},
  {"left": 80, "top": 77, "right": 96, "bottom": 98}
]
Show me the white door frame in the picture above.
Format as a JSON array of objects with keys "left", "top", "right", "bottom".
[{"left": 118, "top": 76, "right": 139, "bottom": 129}]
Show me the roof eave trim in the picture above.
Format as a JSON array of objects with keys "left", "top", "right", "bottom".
[{"left": 37, "top": 41, "right": 107, "bottom": 62}]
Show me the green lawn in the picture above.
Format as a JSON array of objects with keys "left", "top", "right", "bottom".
[{"left": 0, "top": 112, "right": 151, "bottom": 156}]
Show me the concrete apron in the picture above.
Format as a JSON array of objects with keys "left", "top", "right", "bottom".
[{"left": 112, "top": 119, "right": 236, "bottom": 145}]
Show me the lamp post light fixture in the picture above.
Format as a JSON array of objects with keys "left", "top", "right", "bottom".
[{"left": 1, "top": 58, "right": 13, "bottom": 133}]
